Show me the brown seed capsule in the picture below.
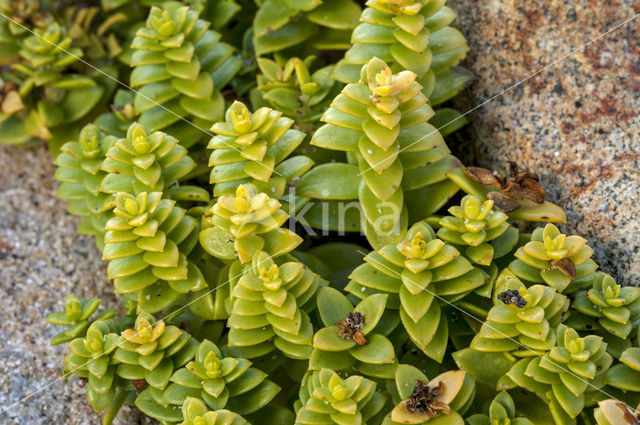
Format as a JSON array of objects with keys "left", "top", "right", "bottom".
[
  {"left": 551, "top": 258, "right": 576, "bottom": 279},
  {"left": 406, "top": 380, "right": 450, "bottom": 417},
  {"left": 336, "top": 312, "right": 368, "bottom": 345}
]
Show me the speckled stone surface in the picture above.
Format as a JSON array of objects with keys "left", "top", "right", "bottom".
[
  {"left": 0, "top": 145, "right": 152, "bottom": 424},
  {"left": 1, "top": 2, "right": 640, "bottom": 423},
  {"left": 449, "top": 0, "right": 640, "bottom": 283}
]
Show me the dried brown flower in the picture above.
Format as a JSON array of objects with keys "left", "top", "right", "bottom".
[
  {"left": 406, "top": 380, "right": 450, "bottom": 417},
  {"left": 551, "top": 258, "right": 576, "bottom": 279},
  {"left": 465, "top": 167, "right": 501, "bottom": 187},
  {"left": 336, "top": 312, "right": 367, "bottom": 345},
  {"left": 465, "top": 161, "right": 546, "bottom": 207},
  {"left": 487, "top": 192, "right": 521, "bottom": 214},
  {"left": 618, "top": 402, "right": 640, "bottom": 425}
]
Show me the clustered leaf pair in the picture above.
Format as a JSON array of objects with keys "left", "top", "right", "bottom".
[{"left": 7, "top": 1, "right": 632, "bottom": 425}]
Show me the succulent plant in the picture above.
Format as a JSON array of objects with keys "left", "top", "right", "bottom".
[
  {"left": 179, "top": 397, "right": 249, "bottom": 425},
  {"left": 470, "top": 269, "right": 569, "bottom": 357},
  {"left": 345, "top": 221, "right": 485, "bottom": 360},
  {"left": 60, "top": 4, "right": 125, "bottom": 61},
  {"left": 466, "top": 391, "right": 534, "bottom": 425},
  {"left": 103, "top": 191, "right": 205, "bottom": 312},
  {"left": 208, "top": 101, "right": 312, "bottom": 197},
  {"left": 436, "top": 194, "right": 517, "bottom": 266},
  {"left": 101, "top": 122, "right": 196, "bottom": 193},
  {"left": 0, "top": 21, "right": 107, "bottom": 146},
  {"left": 570, "top": 272, "right": 640, "bottom": 340},
  {"left": 383, "top": 365, "right": 473, "bottom": 425},
  {"left": 595, "top": 399, "right": 640, "bottom": 425},
  {"left": 333, "top": 0, "right": 472, "bottom": 106},
  {"left": 27, "top": 1, "right": 638, "bottom": 424},
  {"left": 199, "top": 183, "right": 302, "bottom": 264},
  {"left": 505, "top": 324, "right": 612, "bottom": 424},
  {"left": 294, "top": 368, "right": 387, "bottom": 425},
  {"left": 113, "top": 314, "right": 198, "bottom": 417},
  {"left": 63, "top": 319, "right": 125, "bottom": 414},
  {"left": 252, "top": 0, "right": 361, "bottom": 56},
  {"left": 95, "top": 89, "right": 137, "bottom": 137},
  {"left": 307, "top": 57, "right": 460, "bottom": 247},
  {"left": 139, "top": 339, "right": 280, "bottom": 419},
  {"left": 311, "top": 287, "right": 397, "bottom": 378},
  {"left": 605, "top": 346, "right": 640, "bottom": 393},
  {"left": 47, "top": 294, "right": 117, "bottom": 345},
  {"left": 252, "top": 56, "right": 341, "bottom": 126},
  {"left": 0, "top": 0, "right": 52, "bottom": 66},
  {"left": 227, "top": 251, "right": 324, "bottom": 359},
  {"left": 130, "top": 2, "right": 242, "bottom": 147},
  {"left": 54, "top": 124, "right": 117, "bottom": 249},
  {"left": 509, "top": 223, "right": 598, "bottom": 293}
]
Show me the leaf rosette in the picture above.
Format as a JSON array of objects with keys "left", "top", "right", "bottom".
[
  {"left": 333, "top": 0, "right": 472, "bottom": 105},
  {"left": 571, "top": 272, "right": 640, "bottom": 340},
  {"left": 227, "top": 251, "right": 324, "bottom": 360},
  {"left": 470, "top": 269, "right": 568, "bottom": 357},
  {"left": 311, "top": 286, "right": 397, "bottom": 379},
  {"left": 383, "top": 365, "right": 474, "bottom": 425},
  {"left": 208, "top": 101, "right": 311, "bottom": 197},
  {"left": 308, "top": 58, "right": 460, "bottom": 247},
  {"left": 437, "top": 194, "right": 516, "bottom": 266},
  {"left": 130, "top": 2, "right": 242, "bottom": 146},
  {"left": 103, "top": 191, "right": 205, "bottom": 313},
  {"left": 509, "top": 224, "right": 598, "bottom": 293},
  {"left": 139, "top": 339, "right": 280, "bottom": 420},
  {"left": 294, "top": 368, "right": 387, "bottom": 425},
  {"left": 346, "top": 221, "right": 485, "bottom": 360},
  {"left": 199, "top": 183, "right": 302, "bottom": 264}
]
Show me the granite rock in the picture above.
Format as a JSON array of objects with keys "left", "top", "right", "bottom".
[
  {"left": 1, "top": 1, "right": 640, "bottom": 422},
  {"left": 0, "top": 145, "right": 152, "bottom": 424},
  {"left": 449, "top": 0, "right": 640, "bottom": 283}
]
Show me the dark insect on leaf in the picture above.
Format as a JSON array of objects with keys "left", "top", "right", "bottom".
[
  {"left": 345, "top": 312, "right": 364, "bottom": 330},
  {"left": 551, "top": 258, "right": 576, "bottom": 279},
  {"left": 497, "top": 289, "right": 527, "bottom": 308},
  {"left": 487, "top": 192, "right": 521, "bottom": 213},
  {"left": 406, "top": 380, "right": 449, "bottom": 417},
  {"left": 336, "top": 312, "right": 367, "bottom": 345}
]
